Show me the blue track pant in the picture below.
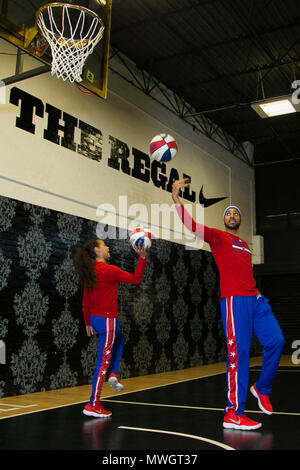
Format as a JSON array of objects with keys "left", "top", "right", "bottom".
[
  {"left": 89, "top": 316, "right": 125, "bottom": 406},
  {"left": 220, "top": 294, "right": 284, "bottom": 415}
]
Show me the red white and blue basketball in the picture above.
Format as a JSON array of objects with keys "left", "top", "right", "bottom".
[
  {"left": 149, "top": 134, "right": 178, "bottom": 162},
  {"left": 129, "top": 226, "right": 153, "bottom": 249}
]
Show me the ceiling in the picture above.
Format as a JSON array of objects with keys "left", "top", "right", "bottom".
[
  {"left": 1, "top": 0, "right": 299, "bottom": 166},
  {"left": 109, "top": 0, "right": 300, "bottom": 166}
]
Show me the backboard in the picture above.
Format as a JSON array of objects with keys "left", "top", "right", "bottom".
[{"left": 0, "top": 0, "right": 112, "bottom": 99}]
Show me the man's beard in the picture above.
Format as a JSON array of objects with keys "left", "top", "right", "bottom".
[{"left": 224, "top": 219, "right": 241, "bottom": 230}]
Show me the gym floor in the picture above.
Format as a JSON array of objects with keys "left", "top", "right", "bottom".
[{"left": 0, "top": 356, "right": 299, "bottom": 455}]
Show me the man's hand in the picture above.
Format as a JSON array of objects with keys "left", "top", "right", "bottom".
[{"left": 172, "top": 177, "right": 191, "bottom": 204}]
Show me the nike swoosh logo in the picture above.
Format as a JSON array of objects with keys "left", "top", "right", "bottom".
[
  {"left": 229, "top": 418, "right": 240, "bottom": 424},
  {"left": 199, "top": 185, "right": 227, "bottom": 208}
]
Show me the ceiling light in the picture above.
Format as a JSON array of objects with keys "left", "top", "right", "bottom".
[
  {"left": 259, "top": 99, "right": 296, "bottom": 117},
  {"left": 251, "top": 95, "right": 299, "bottom": 118}
]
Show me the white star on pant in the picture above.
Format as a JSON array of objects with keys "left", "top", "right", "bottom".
[
  {"left": 228, "top": 339, "right": 234, "bottom": 346},
  {"left": 229, "top": 363, "right": 236, "bottom": 369}
]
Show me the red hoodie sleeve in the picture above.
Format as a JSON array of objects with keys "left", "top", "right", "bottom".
[
  {"left": 104, "top": 256, "right": 147, "bottom": 284},
  {"left": 175, "top": 203, "right": 218, "bottom": 245},
  {"left": 82, "top": 287, "right": 91, "bottom": 326}
]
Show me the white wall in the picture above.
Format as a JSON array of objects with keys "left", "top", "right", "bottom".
[{"left": 0, "top": 39, "right": 259, "bottom": 254}]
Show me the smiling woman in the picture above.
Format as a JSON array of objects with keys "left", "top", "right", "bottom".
[{"left": 73, "top": 238, "right": 148, "bottom": 418}]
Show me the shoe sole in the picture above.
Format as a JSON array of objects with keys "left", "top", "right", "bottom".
[
  {"left": 223, "top": 421, "right": 262, "bottom": 431},
  {"left": 250, "top": 385, "right": 273, "bottom": 415},
  {"left": 108, "top": 377, "right": 124, "bottom": 393},
  {"left": 83, "top": 409, "right": 112, "bottom": 418}
]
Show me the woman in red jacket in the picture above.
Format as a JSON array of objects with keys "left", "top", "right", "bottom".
[{"left": 74, "top": 238, "right": 147, "bottom": 418}]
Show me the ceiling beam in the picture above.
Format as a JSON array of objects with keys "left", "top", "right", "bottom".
[
  {"left": 109, "top": 47, "right": 252, "bottom": 166},
  {"left": 176, "top": 56, "right": 300, "bottom": 94},
  {"left": 143, "top": 2, "right": 242, "bottom": 100},
  {"left": 111, "top": 0, "right": 222, "bottom": 34},
  {"left": 229, "top": 2, "right": 296, "bottom": 87},
  {"left": 150, "top": 22, "right": 300, "bottom": 66}
]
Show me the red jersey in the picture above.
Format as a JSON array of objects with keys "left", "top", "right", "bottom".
[
  {"left": 176, "top": 204, "right": 259, "bottom": 298},
  {"left": 82, "top": 257, "right": 146, "bottom": 325}
]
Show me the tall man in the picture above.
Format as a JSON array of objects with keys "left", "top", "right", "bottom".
[{"left": 172, "top": 178, "right": 284, "bottom": 431}]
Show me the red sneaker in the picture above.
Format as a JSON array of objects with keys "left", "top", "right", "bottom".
[
  {"left": 108, "top": 373, "right": 124, "bottom": 392},
  {"left": 250, "top": 383, "right": 273, "bottom": 415},
  {"left": 223, "top": 410, "right": 262, "bottom": 431},
  {"left": 83, "top": 402, "right": 112, "bottom": 418}
]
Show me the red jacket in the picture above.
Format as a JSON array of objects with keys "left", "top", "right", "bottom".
[
  {"left": 82, "top": 257, "right": 146, "bottom": 325},
  {"left": 176, "top": 204, "right": 259, "bottom": 298}
]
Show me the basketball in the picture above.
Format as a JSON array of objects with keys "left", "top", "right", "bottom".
[
  {"left": 149, "top": 133, "right": 178, "bottom": 162},
  {"left": 129, "top": 226, "right": 153, "bottom": 249}
]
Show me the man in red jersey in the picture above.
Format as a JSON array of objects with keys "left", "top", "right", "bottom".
[
  {"left": 74, "top": 238, "right": 147, "bottom": 418},
  {"left": 172, "top": 178, "right": 284, "bottom": 431}
]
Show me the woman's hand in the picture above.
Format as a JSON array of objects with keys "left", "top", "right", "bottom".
[
  {"left": 133, "top": 242, "right": 148, "bottom": 259},
  {"left": 86, "top": 325, "right": 94, "bottom": 337}
]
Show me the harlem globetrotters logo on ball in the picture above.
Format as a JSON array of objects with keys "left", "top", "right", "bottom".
[{"left": 149, "top": 134, "right": 178, "bottom": 162}]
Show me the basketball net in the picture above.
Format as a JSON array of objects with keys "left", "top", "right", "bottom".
[{"left": 36, "top": 3, "right": 105, "bottom": 83}]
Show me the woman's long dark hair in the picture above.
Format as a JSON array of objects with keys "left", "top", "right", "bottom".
[{"left": 74, "top": 239, "right": 99, "bottom": 290}]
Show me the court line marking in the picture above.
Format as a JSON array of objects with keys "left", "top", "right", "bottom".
[
  {"left": 118, "top": 426, "right": 235, "bottom": 451},
  {"left": 103, "top": 398, "right": 300, "bottom": 417},
  {"left": 104, "top": 398, "right": 222, "bottom": 412},
  {"left": 103, "top": 370, "right": 226, "bottom": 398},
  {"left": 0, "top": 403, "right": 38, "bottom": 407},
  {"left": 0, "top": 404, "right": 38, "bottom": 412}
]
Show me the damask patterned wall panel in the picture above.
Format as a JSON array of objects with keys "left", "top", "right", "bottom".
[{"left": 0, "top": 194, "right": 226, "bottom": 398}]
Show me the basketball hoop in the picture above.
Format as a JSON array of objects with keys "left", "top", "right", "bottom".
[{"left": 36, "top": 3, "right": 105, "bottom": 83}]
